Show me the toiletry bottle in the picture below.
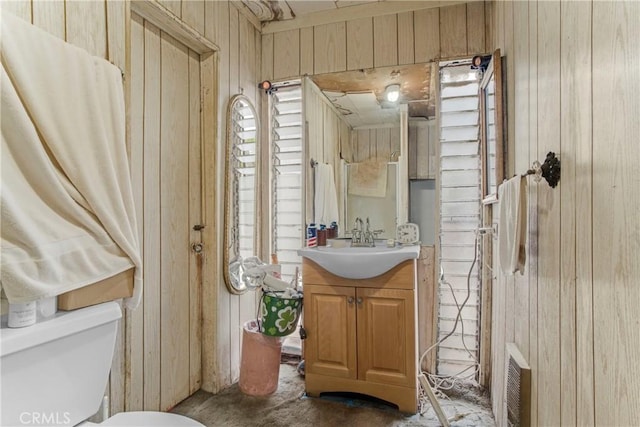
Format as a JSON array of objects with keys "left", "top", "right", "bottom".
[
  {"left": 270, "top": 254, "right": 282, "bottom": 279},
  {"left": 317, "top": 224, "right": 327, "bottom": 246},
  {"left": 307, "top": 223, "right": 318, "bottom": 247},
  {"left": 8, "top": 301, "right": 37, "bottom": 328}
]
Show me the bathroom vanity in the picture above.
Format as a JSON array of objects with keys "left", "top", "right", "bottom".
[{"left": 300, "top": 257, "right": 419, "bottom": 413}]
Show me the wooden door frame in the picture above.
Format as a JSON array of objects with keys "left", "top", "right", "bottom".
[{"left": 127, "top": 0, "right": 220, "bottom": 397}]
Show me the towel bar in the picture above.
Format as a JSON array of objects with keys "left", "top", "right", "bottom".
[{"left": 521, "top": 152, "right": 560, "bottom": 188}]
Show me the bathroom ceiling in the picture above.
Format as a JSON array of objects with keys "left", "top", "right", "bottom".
[
  {"left": 309, "top": 62, "right": 438, "bottom": 128},
  {"left": 243, "top": 1, "right": 439, "bottom": 129}
]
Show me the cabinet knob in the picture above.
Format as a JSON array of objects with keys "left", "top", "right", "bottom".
[
  {"left": 356, "top": 297, "right": 363, "bottom": 305},
  {"left": 347, "top": 297, "right": 354, "bottom": 304}
]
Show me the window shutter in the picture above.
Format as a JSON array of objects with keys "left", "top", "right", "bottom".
[
  {"left": 437, "top": 64, "right": 482, "bottom": 378},
  {"left": 271, "top": 85, "right": 304, "bottom": 282}
]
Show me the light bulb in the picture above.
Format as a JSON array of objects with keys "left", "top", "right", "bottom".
[{"left": 385, "top": 84, "right": 400, "bottom": 102}]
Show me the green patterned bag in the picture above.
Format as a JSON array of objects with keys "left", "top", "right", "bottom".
[{"left": 259, "top": 291, "right": 302, "bottom": 337}]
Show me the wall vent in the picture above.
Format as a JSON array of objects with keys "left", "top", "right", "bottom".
[{"left": 506, "top": 343, "right": 531, "bottom": 427}]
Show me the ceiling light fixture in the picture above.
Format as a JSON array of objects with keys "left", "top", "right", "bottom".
[{"left": 385, "top": 84, "right": 401, "bottom": 103}]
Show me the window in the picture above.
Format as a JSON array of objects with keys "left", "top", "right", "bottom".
[
  {"left": 437, "top": 63, "right": 482, "bottom": 379},
  {"left": 231, "top": 98, "right": 257, "bottom": 259},
  {"left": 270, "top": 83, "right": 303, "bottom": 283}
]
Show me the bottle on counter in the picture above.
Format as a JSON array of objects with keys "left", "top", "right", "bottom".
[
  {"left": 317, "top": 224, "right": 327, "bottom": 246},
  {"left": 306, "top": 223, "right": 318, "bottom": 247},
  {"left": 328, "top": 221, "right": 338, "bottom": 239},
  {"left": 8, "top": 301, "right": 36, "bottom": 328}
]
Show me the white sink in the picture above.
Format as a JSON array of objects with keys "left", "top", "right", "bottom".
[{"left": 297, "top": 242, "right": 420, "bottom": 279}]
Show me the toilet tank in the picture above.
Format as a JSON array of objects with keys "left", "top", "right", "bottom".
[{"left": 1, "top": 301, "right": 122, "bottom": 427}]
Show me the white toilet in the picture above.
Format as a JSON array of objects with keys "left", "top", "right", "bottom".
[{"left": 1, "top": 301, "right": 204, "bottom": 427}]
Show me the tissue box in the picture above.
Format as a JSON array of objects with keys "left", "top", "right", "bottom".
[{"left": 58, "top": 268, "right": 134, "bottom": 310}]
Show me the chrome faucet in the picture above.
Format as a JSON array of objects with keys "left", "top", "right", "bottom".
[
  {"left": 351, "top": 217, "right": 364, "bottom": 245},
  {"left": 351, "top": 217, "right": 383, "bottom": 247}
]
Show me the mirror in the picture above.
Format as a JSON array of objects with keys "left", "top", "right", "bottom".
[
  {"left": 224, "top": 94, "right": 259, "bottom": 294},
  {"left": 480, "top": 49, "right": 505, "bottom": 203},
  {"left": 344, "top": 161, "right": 398, "bottom": 240},
  {"left": 306, "top": 63, "right": 437, "bottom": 239}
]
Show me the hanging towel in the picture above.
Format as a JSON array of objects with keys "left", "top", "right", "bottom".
[
  {"left": 348, "top": 159, "right": 388, "bottom": 198},
  {"left": 314, "top": 163, "right": 339, "bottom": 225},
  {"left": 498, "top": 176, "right": 527, "bottom": 275},
  {"left": 1, "top": 13, "right": 142, "bottom": 308}
]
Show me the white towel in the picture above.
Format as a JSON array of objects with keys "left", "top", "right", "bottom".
[
  {"left": 348, "top": 159, "right": 388, "bottom": 198},
  {"left": 498, "top": 176, "right": 527, "bottom": 275},
  {"left": 1, "top": 13, "right": 142, "bottom": 308},
  {"left": 314, "top": 163, "right": 339, "bottom": 225}
]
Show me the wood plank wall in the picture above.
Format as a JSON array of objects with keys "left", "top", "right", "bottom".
[
  {"left": 349, "top": 127, "right": 401, "bottom": 164},
  {"left": 490, "top": 1, "right": 640, "bottom": 425},
  {"left": 2, "top": 0, "right": 263, "bottom": 411},
  {"left": 262, "top": 2, "right": 492, "bottom": 81},
  {"left": 304, "top": 82, "right": 350, "bottom": 224}
]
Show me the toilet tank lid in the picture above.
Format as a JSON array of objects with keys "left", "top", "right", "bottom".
[{"left": 0, "top": 301, "right": 122, "bottom": 358}]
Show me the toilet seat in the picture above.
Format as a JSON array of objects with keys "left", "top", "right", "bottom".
[{"left": 98, "top": 411, "right": 204, "bottom": 426}]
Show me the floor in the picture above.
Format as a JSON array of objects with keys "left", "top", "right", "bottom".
[{"left": 172, "top": 363, "right": 496, "bottom": 427}]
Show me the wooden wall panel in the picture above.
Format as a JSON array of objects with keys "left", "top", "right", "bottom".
[
  {"left": 273, "top": 29, "right": 300, "bottom": 80},
  {"left": 239, "top": 17, "right": 257, "bottom": 98},
  {"left": 65, "top": 0, "right": 107, "bottom": 58},
  {"left": 536, "top": 3, "right": 562, "bottom": 426},
  {"left": 413, "top": 8, "right": 440, "bottom": 63},
  {"left": 300, "top": 27, "right": 314, "bottom": 75},
  {"left": 439, "top": 4, "right": 467, "bottom": 58},
  {"left": 188, "top": 49, "right": 202, "bottom": 395},
  {"left": 397, "top": 12, "right": 414, "bottom": 65},
  {"left": 261, "top": 33, "right": 274, "bottom": 81},
  {"left": 31, "top": 0, "right": 65, "bottom": 40},
  {"left": 503, "top": 0, "right": 515, "bottom": 177},
  {"left": 490, "top": 0, "right": 640, "bottom": 424},
  {"left": 526, "top": 2, "right": 539, "bottom": 423},
  {"left": 142, "top": 19, "right": 162, "bottom": 411},
  {"left": 181, "top": 0, "right": 205, "bottom": 36},
  {"left": 511, "top": 0, "right": 530, "bottom": 367},
  {"left": 567, "top": 1, "right": 594, "bottom": 423},
  {"left": 485, "top": 0, "right": 494, "bottom": 52},
  {"left": 313, "top": 22, "right": 346, "bottom": 74},
  {"left": 263, "top": 2, "right": 491, "bottom": 81},
  {"left": 466, "top": 1, "right": 485, "bottom": 54},
  {"left": 229, "top": 6, "right": 240, "bottom": 95},
  {"left": 373, "top": 14, "right": 397, "bottom": 67},
  {"left": 592, "top": 2, "right": 640, "bottom": 425},
  {"left": 1, "top": 0, "right": 31, "bottom": 22},
  {"left": 346, "top": 17, "right": 374, "bottom": 71},
  {"left": 159, "top": 0, "right": 181, "bottom": 18},
  {"left": 558, "top": 1, "right": 589, "bottom": 424},
  {"left": 212, "top": 0, "right": 232, "bottom": 392},
  {"left": 349, "top": 127, "right": 399, "bottom": 163},
  {"left": 159, "top": 31, "right": 191, "bottom": 411},
  {"left": 106, "top": 1, "right": 127, "bottom": 71},
  {"left": 127, "top": 12, "right": 145, "bottom": 412}
]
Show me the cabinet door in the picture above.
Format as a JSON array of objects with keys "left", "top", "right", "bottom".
[
  {"left": 357, "top": 288, "right": 416, "bottom": 387},
  {"left": 304, "top": 284, "right": 357, "bottom": 379}
]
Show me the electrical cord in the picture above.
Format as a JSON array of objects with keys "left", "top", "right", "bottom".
[{"left": 419, "top": 231, "right": 482, "bottom": 398}]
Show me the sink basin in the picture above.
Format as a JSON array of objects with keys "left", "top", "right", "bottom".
[{"left": 297, "top": 242, "right": 420, "bottom": 279}]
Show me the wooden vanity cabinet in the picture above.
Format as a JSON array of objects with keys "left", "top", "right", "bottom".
[{"left": 302, "top": 259, "right": 418, "bottom": 413}]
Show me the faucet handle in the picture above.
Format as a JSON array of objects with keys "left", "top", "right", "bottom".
[{"left": 373, "top": 229, "right": 384, "bottom": 235}]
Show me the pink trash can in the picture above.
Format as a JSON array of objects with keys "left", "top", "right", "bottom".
[{"left": 239, "top": 320, "right": 283, "bottom": 396}]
